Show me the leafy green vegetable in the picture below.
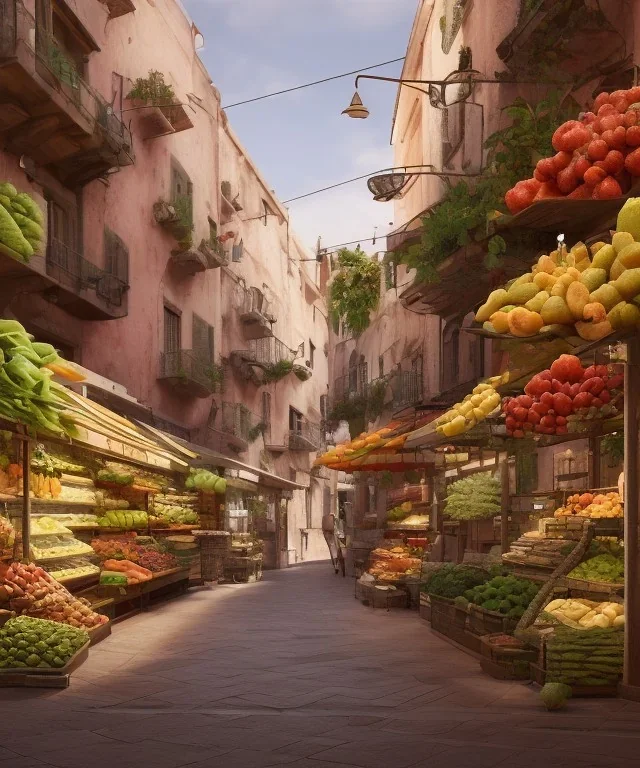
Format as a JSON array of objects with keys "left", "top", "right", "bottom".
[
  {"left": 0, "top": 202, "right": 33, "bottom": 260},
  {"left": 443, "top": 473, "right": 500, "bottom": 521},
  {"left": 568, "top": 554, "right": 624, "bottom": 584},
  {"left": 425, "top": 564, "right": 489, "bottom": 599},
  {"left": 467, "top": 574, "right": 538, "bottom": 614}
]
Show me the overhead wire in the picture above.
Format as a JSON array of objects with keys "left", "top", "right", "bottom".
[{"left": 222, "top": 56, "right": 405, "bottom": 109}]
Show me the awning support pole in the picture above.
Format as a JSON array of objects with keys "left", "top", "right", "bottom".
[{"left": 621, "top": 334, "right": 640, "bottom": 698}]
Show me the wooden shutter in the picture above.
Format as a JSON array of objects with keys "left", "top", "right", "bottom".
[
  {"left": 262, "top": 392, "right": 271, "bottom": 428},
  {"left": 164, "top": 307, "right": 181, "bottom": 353},
  {"left": 104, "top": 228, "right": 129, "bottom": 283},
  {"left": 192, "top": 314, "right": 214, "bottom": 362},
  {"left": 319, "top": 395, "right": 327, "bottom": 421}
]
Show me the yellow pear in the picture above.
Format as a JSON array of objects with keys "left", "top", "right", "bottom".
[
  {"left": 609, "top": 258, "right": 626, "bottom": 281},
  {"left": 489, "top": 311, "right": 510, "bottom": 334},
  {"left": 589, "top": 283, "right": 623, "bottom": 312},
  {"left": 612, "top": 268, "right": 640, "bottom": 300},
  {"left": 591, "top": 243, "right": 617, "bottom": 273},
  {"left": 566, "top": 281, "right": 589, "bottom": 320},
  {"left": 579, "top": 267, "right": 607, "bottom": 293},
  {"left": 617, "top": 242, "right": 640, "bottom": 269},
  {"left": 541, "top": 296, "right": 574, "bottom": 326},
  {"left": 533, "top": 272, "right": 556, "bottom": 290},
  {"left": 607, "top": 302, "right": 640, "bottom": 331},
  {"left": 525, "top": 290, "right": 550, "bottom": 313},
  {"left": 612, "top": 231, "right": 635, "bottom": 254},
  {"left": 506, "top": 282, "right": 540, "bottom": 305},
  {"left": 475, "top": 289, "right": 509, "bottom": 322}
]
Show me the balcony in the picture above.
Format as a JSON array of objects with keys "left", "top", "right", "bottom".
[
  {"left": 44, "top": 238, "right": 128, "bottom": 320},
  {"left": 391, "top": 370, "right": 423, "bottom": 411},
  {"left": 239, "top": 287, "right": 276, "bottom": 340},
  {"left": 289, "top": 420, "right": 323, "bottom": 452},
  {"left": 219, "top": 402, "right": 262, "bottom": 452},
  {"left": 158, "top": 350, "right": 218, "bottom": 399},
  {"left": 230, "top": 337, "right": 297, "bottom": 386},
  {"left": 170, "top": 238, "right": 228, "bottom": 276},
  {"left": 0, "top": 1, "right": 134, "bottom": 186},
  {"left": 126, "top": 71, "right": 193, "bottom": 140}
]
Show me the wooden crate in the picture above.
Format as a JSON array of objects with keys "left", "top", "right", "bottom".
[
  {"left": 0, "top": 640, "right": 89, "bottom": 689},
  {"left": 468, "top": 605, "right": 518, "bottom": 636},
  {"left": 530, "top": 663, "right": 618, "bottom": 697},
  {"left": 430, "top": 595, "right": 467, "bottom": 630},
  {"left": 479, "top": 634, "right": 537, "bottom": 680}
]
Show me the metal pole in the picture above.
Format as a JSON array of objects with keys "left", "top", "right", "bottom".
[
  {"left": 622, "top": 335, "right": 640, "bottom": 697},
  {"left": 500, "top": 455, "right": 510, "bottom": 555},
  {"left": 21, "top": 440, "right": 30, "bottom": 561}
]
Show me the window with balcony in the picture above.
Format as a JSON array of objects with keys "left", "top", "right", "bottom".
[
  {"left": 289, "top": 406, "right": 302, "bottom": 434},
  {"left": 35, "top": 0, "right": 91, "bottom": 87},
  {"left": 46, "top": 194, "right": 79, "bottom": 283},
  {"left": 192, "top": 313, "right": 214, "bottom": 364},
  {"left": 164, "top": 305, "right": 181, "bottom": 354}
]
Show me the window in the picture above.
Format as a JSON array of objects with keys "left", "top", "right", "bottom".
[
  {"left": 348, "top": 351, "right": 358, "bottom": 393},
  {"left": 261, "top": 392, "right": 271, "bottom": 437},
  {"left": 36, "top": 0, "right": 93, "bottom": 86},
  {"left": 48, "top": 198, "right": 77, "bottom": 250},
  {"left": 192, "top": 314, "right": 214, "bottom": 363},
  {"left": 164, "top": 305, "right": 181, "bottom": 353},
  {"left": 320, "top": 395, "right": 328, "bottom": 421},
  {"left": 262, "top": 199, "right": 273, "bottom": 226},
  {"left": 289, "top": 406, "right": 302, "bottom": 434},
  {"left": 171, "top": 161, "right": 193, "bottom": 224},
  {"left": 104, "top": 228, "right": 129, "bottom": 284},
  {"left": 358, "top": 358, "right": 368, "bottom": 393},
  {"left": 379, "top": 355, "right": 384, "bottom": 378},
  {"left": 309, "top": 341, "right": 315, "bottom": 369}
]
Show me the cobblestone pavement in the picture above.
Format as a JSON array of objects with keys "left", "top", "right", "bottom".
[{"left": 0, "top": 562, "right": 639, "bottom": 768}]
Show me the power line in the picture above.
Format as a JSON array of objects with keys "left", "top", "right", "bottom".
[
  {"left": 282, "top": 172, "right": 376, "bottom": 204},
  {"left": 222, "top": 56, "right": 405, "bottom": 109}
]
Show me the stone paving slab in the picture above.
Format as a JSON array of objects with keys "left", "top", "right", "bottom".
[{"left": 0, "top": 562, "right": 637, "bottom": 768}]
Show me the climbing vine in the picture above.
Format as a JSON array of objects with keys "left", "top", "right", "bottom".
[
  {"left": 328, "top": 247, "right": 381, "bottom": 335},
  {"left": 401, "top": 90, "right": 576, "bottom": 283}
]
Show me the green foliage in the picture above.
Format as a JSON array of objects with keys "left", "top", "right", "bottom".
[
  {"left": 205, "top": 362, "right": 225, "bottom": 393},
  {"left": 401, "top": 91, "right": 576, "bottom": 283},
  {"left": 444, "top": 472, "right": 500, "bottom": 521},
  {"left": 601, "top": 433, "right": 624, "bottom": 467},
  {"left": 367, "top": 378, "right": 388, "bottom": 419},
  {"left": 247, "top": 422, "right": 267, "bottom": 443},
  {"left": 467, "top": 575, "right": 539, "bottom": 614},
  {"left": 328, "top": 394, "right": 367, "bottom": 422},
  {"left": 426, "top": 564, "right": 489, "bottom": 599},
  {"left": 328, "top": 247, "right": 381, "bottom": 335},
  {"left": 262, "top": 359, "right": 293, "bottom": 383},
  {"left": 127, "top": 70, "right": 176, "bottom": 105},
  {"left": 568, "top": 554, "right": 624, "bottom": 584},
  {"left": 379, "top": 470, "right": 393, "bottom": 489}
]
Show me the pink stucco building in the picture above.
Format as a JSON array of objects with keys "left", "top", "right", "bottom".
[{"left": 0, "top": 0, "right": 330, "bottom": 566}]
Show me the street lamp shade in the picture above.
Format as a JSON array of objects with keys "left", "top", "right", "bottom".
[{"left": 342, "top": 91, "right": 369, "bottom": 119}]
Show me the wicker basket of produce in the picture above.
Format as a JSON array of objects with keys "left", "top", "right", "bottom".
[{"left": 479, "top": 634, "right": 537, "bottom": 680}]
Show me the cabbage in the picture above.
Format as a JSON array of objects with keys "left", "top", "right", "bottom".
[
  {"left": 193, "top": 472, "right": 207, "bottom": 489},
  {"left": 214, "top": 477, "right": 226, "bottom": 494}
]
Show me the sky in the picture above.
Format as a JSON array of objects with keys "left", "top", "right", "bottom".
[{"left": 182, "top": 0, "right": 418, "bottom": 254}]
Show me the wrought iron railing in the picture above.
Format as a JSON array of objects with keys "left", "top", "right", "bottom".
[
  {"left": 289, "top": 420, "right": 323, "bottom": 451},
  {"left": 220, "top": 402, "right": 261, "bottom": 443},
  {"left": 159, "top": 350, "right": 217, "bottom": 393},
  {"left": 391, "top": 369, "right": 423, "bottom": 409},
  {"left": 248, "top": 337, "right": 296, "bottom": 366},
  {"left": 240, "top": 286, "right": 274, "bottom": 320},
  {"left": 2, "top": 1, "right": 132, "bottom": 158},
  {"left": 46, "top": 238, "right": 128, "bottom": 307}
]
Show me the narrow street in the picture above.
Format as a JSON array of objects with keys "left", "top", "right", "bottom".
[{"left": 0, "top": 565, "right": 638, "bottom": 768}]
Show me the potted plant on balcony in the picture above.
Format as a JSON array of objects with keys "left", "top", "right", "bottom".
[
  {"left": 262, "top": 359, "right": 293, "bottom": 383},
  {"left": 153, "top": 194, "right": 193, "bottom": 250},
  {"left": 127, "top": 70, "right": 176, "bottom": 116},
  {"left": 292, "top": 364, "right": 312, "bottom": 382}
]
